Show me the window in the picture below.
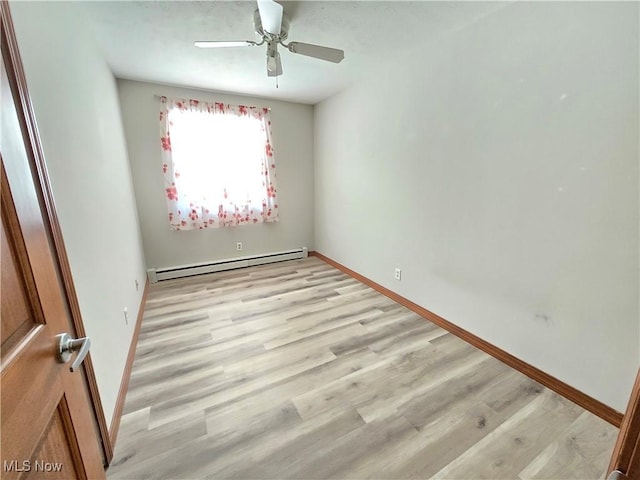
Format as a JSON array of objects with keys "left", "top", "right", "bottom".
[{"left": 159, "top": 96, "right": 278, "bottom": 230}]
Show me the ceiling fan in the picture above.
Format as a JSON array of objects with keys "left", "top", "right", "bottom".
[{"left": 194, "top": 0, "right": 345, "bottom": 78}]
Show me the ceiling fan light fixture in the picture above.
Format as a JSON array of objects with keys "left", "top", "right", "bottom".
[{"left": 257, "top": 0, "right": 283, "bottom": 35}]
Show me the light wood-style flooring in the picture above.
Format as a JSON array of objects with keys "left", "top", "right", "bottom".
[{"left": 108, "top": 257, "right": 616, "bottom": 479}]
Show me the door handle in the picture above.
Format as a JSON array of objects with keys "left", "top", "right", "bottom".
[{"left": 56, "top": 333, "right": 91, "bottom": 372}]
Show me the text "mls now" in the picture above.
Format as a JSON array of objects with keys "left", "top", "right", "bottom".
[{"left": 3, "top": 460, "right": 64, "bottom": 473}]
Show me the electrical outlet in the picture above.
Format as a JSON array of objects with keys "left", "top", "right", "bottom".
[
  {"left": 123, "top": 307, "right": 129, "bottom": 325},
  {"left": 394, "top": 268, "right": 402, "bottom": 281},
  {"left": 237, "top": 242, "right": 243, "bottom": 251}
]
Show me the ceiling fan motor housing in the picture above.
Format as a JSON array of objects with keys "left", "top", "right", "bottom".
[
  {"left": 253, "top": 9, "right": 289, "bottom": 41},
  {"left": 194, "top": 2, "right": 344, "bottom": 79}
]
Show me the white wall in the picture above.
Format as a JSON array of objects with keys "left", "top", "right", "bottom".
[
  {"left": 10, "top": 2, "right": 147, "bottom": 426},
  {"left": 315, "top": 1, "right": 639, "bottom": 412},
  {"left": 117, "top": 79, "right": 314, "bottom": 269}
]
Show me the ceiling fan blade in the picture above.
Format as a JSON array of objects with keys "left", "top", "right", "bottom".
[
  {"left": 257, "top": 0, "right": 283, "bottom": 35},
  {"left": 267, "top": 53, "right": 283, "bottom": 77},
  {"left": 286, "top": 42, "right": 344, "bottom": 63},
  {"left": 194, "top": 41, "right": 257, "bottom": 48}
]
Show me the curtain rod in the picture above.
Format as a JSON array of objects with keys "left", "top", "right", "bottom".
[{"left": 154, "top": 94, "right": 270, "bottom": 111}]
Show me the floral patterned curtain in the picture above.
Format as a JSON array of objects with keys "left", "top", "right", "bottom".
[{"left": 159, "top": 96, "right": 279, "bottom": 230}]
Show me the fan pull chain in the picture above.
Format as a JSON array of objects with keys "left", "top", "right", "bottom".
[{"left": 276, "top": 76, "right": 279, "bottom": 88}]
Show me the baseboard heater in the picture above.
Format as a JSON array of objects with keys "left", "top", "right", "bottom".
[{"left": 147, "top": 247, "right": 308, "bottom": 283}]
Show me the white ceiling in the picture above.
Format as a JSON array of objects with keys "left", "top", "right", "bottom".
[{"left": 81, "top": 1, "right": 508, "bottom": 105}]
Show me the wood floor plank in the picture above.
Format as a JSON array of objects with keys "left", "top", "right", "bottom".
[
  {"left": 206, "top": 404, "right": 367, "bottom": 479},
  {"left": 518, "top": 410, "right": 618, "bottom": 479},
  {"left": 283, "top": 413, "right": 420, "bottom": 480},
  {"left": 108, "top": 410, "right": 206, "bottom": 478},
  {"left": 147, "top": 346, "right": 337, "bottom": 429},
  {"left": 347, "top": 401, "right": 499, "bottom": 480},
  {"left": 108, "top": 257, "right": 617, "bottom": 480},
  {"left": 431, "top": 389, "right": 584, "bottom": 479},
  {"left": 201, "top": 346, "right": 381, "bottom": 428}
]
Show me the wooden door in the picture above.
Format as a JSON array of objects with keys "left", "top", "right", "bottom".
[
  {"left": 0, "top": 9, "right": 105, "bottom": 480},
  {"left": 608, "top": 368, "right": 640, "bottom": 480}
]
